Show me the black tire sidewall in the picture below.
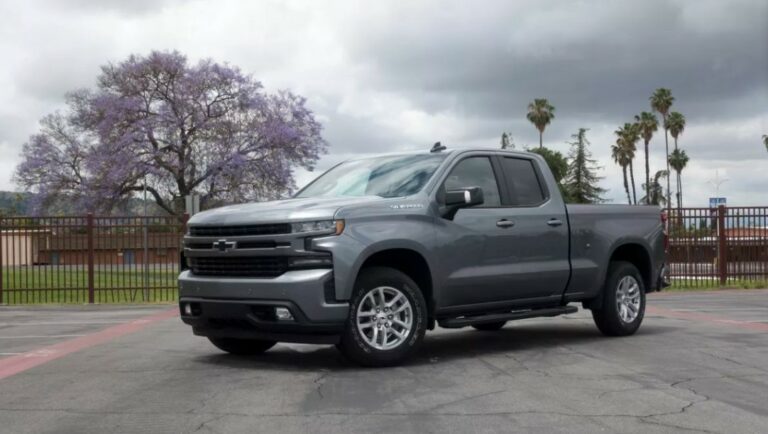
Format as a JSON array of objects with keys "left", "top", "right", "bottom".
[
  {"left": 339, "top": 266, "right": 427, "bottom": 367},
  {"left": 208, "top": 337, "right": 276, "bottom": 355},
  {"left": 593, "top": 261, "right": 646, "bottom": 336}
]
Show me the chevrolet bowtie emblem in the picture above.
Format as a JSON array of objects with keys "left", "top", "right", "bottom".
[{"left": 213, "top": 240, "right": 237, "bottom": 252}]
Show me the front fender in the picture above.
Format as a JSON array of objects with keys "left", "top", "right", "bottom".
[{"left": 311, "top": 217, "right": 437, "bottom": 301}]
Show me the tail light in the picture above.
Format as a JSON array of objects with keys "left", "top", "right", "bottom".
[{"left": 661, "top": 211, "right": 669, "bottom": 251}]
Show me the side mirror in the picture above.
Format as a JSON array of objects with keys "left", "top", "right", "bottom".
[{"left": 442, "top": 187, "right": 484, "bottom": 219}]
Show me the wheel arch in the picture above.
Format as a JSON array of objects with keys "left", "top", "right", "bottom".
[
  {"left": 608, "top": 242, "right": 653, "bottom": 292},
  {"left": 355, "top": 246, "right": 435, "bottom": 324}
]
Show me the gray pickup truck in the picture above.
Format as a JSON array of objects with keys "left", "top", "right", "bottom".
[{"left": 179, "top": 147, "right": 668, "bottom": 366}]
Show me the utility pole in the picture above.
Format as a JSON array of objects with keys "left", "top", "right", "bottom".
[
  {"left": 707, "top": 170, "right": 729, "bottom": 283},
  {"left": 707, "top": 169, "right": 728, "bottom": 198}
]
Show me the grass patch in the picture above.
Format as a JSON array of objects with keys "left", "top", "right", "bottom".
[
  {"left": 1, "top": 268, "right": 179, "bottom": 304},
  {"left": 667, "top": 279, "right": 768, "bottom": 291}
]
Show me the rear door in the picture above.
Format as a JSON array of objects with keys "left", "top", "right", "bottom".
[{"left": 494, "top": 155, "right": 570, "bottom": 299}]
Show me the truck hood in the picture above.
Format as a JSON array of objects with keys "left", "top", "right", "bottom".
[{"left": 188, "top": 196, "right": 383, "bottom": 226}]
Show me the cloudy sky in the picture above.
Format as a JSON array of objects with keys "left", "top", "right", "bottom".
[{"left": 1, "top": 0, "right": 766, "bottom": 206}]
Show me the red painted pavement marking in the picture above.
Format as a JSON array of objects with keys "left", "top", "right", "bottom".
[
  {"left": 0, "top": 308, "right": 178, "bottom": 381},
  {"left": 647, "top": 305, "right": 768, "bottom": 332}
]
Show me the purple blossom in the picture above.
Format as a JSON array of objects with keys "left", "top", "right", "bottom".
[{"left": 14, "top": 50, "right": 328, "bottom": 216}]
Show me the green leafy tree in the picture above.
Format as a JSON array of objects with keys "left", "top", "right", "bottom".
[
  {"left": 500, "top": 132, "right": 515, "bottom": 149},
  {"left": 667, "top": 111, "right": 686, "bottom": 209},
  {"left": 650, "top": 88, "right": 674, "bottom": 208},
  {"left": 635, "top": 112, "right": 658, "bottom": 203},
  {"left": 668, "top": 148, "right": 689, "bottom": 209},
  {"left": 527, "top": 147, "right": 569, "bottom": 199},
  {"left": 526, "top": 99, "right": 555, "bottom": 149},
  {"left": 563, "top": 128, "right": 604, "bottom": 203},
  {"left": 641, "top": 170, "right": 668, "bottom": 206}
]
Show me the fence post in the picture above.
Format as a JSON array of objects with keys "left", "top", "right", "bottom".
[
  {"left": 87, "top": 213, "right": 95, "bottom": 304},
  {"left": 180, "top": 213, "right": 189, "bottom": 272},
  {"left": 717, "top": 205, "right": 727, "bottom": 286}
]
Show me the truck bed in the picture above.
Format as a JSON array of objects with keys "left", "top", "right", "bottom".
[{"left": 564, "top": 204, "right": 665, "bottom": 300}]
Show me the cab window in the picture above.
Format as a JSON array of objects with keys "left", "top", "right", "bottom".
[
  {"left": 500, "top": 157, "right": 547, "bottom": 206},
  {"left": 442, "top": 157, "right": 501, "bottom": 207}
]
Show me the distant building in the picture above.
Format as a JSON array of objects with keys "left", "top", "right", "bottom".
[{"left": 1, "top": 229, "right": 180, "bottom": 266}]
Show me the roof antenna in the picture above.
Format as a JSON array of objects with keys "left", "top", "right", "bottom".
[{"left": 430, "top": 141, "right": 446, "bottom": 153}]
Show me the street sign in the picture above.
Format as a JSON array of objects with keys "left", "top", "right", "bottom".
[
  {"left": 709, "top": 197, "right": 726, "bottom": 208},
  {"left": 185, "top": 195, "right": 201, "bottom": 216}
]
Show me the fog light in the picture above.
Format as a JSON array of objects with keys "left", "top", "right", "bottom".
[
  {"left": 183, "top": 303, "right": 193, "bottom": 316},
  {"left": 275, "top": 307, "right": 294, "bottom": 321}
]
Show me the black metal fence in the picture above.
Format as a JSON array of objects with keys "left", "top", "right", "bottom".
[
  {"left": 0, "top": 215, "right": 186, "bottom": 304},
  {"left": 668, "top": 206, "right": 768, "bottom": 287}
]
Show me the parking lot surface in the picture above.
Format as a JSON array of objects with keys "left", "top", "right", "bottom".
[{"left": 0, "top": 290, "right": 766, "bottom": 434}]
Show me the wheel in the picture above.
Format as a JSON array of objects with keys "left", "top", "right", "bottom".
[
  {"left": 591, "top": 261, "right": 646, "bottom": 336},
  {"left": 472, "top": 321, "right": 507, "bottom": 331},
  {"left": 337, "top": 266, "right": 428, "bottom": 367},
  {"left": 207, "top": 337, "right": 276, "bottom": 355}
]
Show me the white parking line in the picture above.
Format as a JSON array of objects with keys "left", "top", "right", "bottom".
[{"left": 0, "top": 334, "right": 87, "bottom": 339}]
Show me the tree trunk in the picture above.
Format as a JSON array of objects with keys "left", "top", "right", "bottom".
[
  {"left": 623, "top": 165, "right": 631, "bottom": 204},
  {"left": 629, "top": 160, "right": 637, "bottom": 205},
  {"left": 678, "top": 171, "right": 683, "bottom": 208},
  {"left": 663, "top": 118, "right": 671, "bottom": 211},
  {"left": 539, "top": 130, "right": 543, "bottom": 149},
  {"left": 674, "top": 136, "right": 681, "bottom": 212},
  {"left": 644, "top": 139, "right": 650, "bottom": 204}
]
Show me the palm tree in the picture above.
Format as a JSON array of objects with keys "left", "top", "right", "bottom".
[
  {"left": 668, "top": 149, "right": 689, "bottom": 209},
  {"left": 763, "top": 134, "right": 767, "bottom": 152},
  {"left": 611, "top": 137, "right": 632, "bottom": 204},
  {"left": 641, "top": 170, "right": 668, "bottom": 206},
  {"left": 635, "top": 112, "right": 658, "bottom": 203},
  {"left": 526, "top": 99, "right": 555, "bottom": 149},
  {"left": 667, "top": 111, "right": 686, "bottom": 209},
  {"left": 615, "top": 123, "right": 639, "bottom": 204},
  {"left": 650, "top": 88, "right": 674, "bottom": 208}
]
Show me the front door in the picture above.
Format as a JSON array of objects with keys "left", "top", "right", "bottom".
[{"left": 435, "top": 155, "right": 522, "bottom": 307}]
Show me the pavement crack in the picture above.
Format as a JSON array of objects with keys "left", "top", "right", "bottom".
[
  {"left": 193, "top": 414, "right": 226, "bottom": 433},
  {"left": 313, "top": 370, "right": 331, "bottom": 399}
]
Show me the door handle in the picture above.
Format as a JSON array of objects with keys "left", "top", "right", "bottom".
[
  {"left": 547, "top": 218, "right": 563, "bottom": 227},
  {"left": 496, "top": 219, "right": 515, "bottom": 228}
]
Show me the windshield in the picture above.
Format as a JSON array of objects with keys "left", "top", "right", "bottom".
[{"left": 296, "top": 154, "right": 447, "bottom": 198}]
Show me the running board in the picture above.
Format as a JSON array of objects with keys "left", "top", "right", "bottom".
[{"left": 438, "top": 306, "right": 578, "bottom": 329}]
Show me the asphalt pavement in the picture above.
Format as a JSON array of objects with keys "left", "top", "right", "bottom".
[{"left": 0, "top": 290, "right": 766, "bottom": 433}]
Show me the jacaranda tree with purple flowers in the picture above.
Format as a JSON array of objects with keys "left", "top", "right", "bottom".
[{"left": 15, "top": 51, "right": 327, "bottom": 217}]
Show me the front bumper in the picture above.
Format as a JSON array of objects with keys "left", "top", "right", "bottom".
[{"left": 178, "top": 269, "right": 349, "bottom": 344}]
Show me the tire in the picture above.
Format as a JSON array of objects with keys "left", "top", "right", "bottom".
[
  {"left": 472, "top": 321, "right": 507, "bottom": 331},
  {"left": 591, "top": 261, "right": 646, "bottom": 336},
  {"left": 208, "top": 337, "right": 276, "bottom": 355},
  {"left": 337, "top": 266, "right": 428, "bottom": 367}
]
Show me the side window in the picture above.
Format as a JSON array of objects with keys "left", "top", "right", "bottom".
[
  {"left": 500, "top": 157, "right": 547, "bottom": 206},
  {"left": 443, "top": 157, "right": 501, "bottom": 207}
]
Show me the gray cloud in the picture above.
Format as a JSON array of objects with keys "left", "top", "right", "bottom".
[
  {"left": 340, "top": 1, "right": 767, "bottom": 123},
  {"left": 0, "top": 0, "right": 766, "bottom": 207}
]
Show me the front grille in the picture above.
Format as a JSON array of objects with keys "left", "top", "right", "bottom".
[
  {"left": 185, "top": 241, "right": 281, "bottom": 250},
  {"left": 188, "top": 257, "right": 288, "bottom": 278},
  {"left": 189, "top": 223, "right": 291, "bottom": 237}
]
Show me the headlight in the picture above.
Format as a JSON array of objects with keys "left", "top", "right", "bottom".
[{"left": 291, "top": 220, "right": 345, "bottom": 235}]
